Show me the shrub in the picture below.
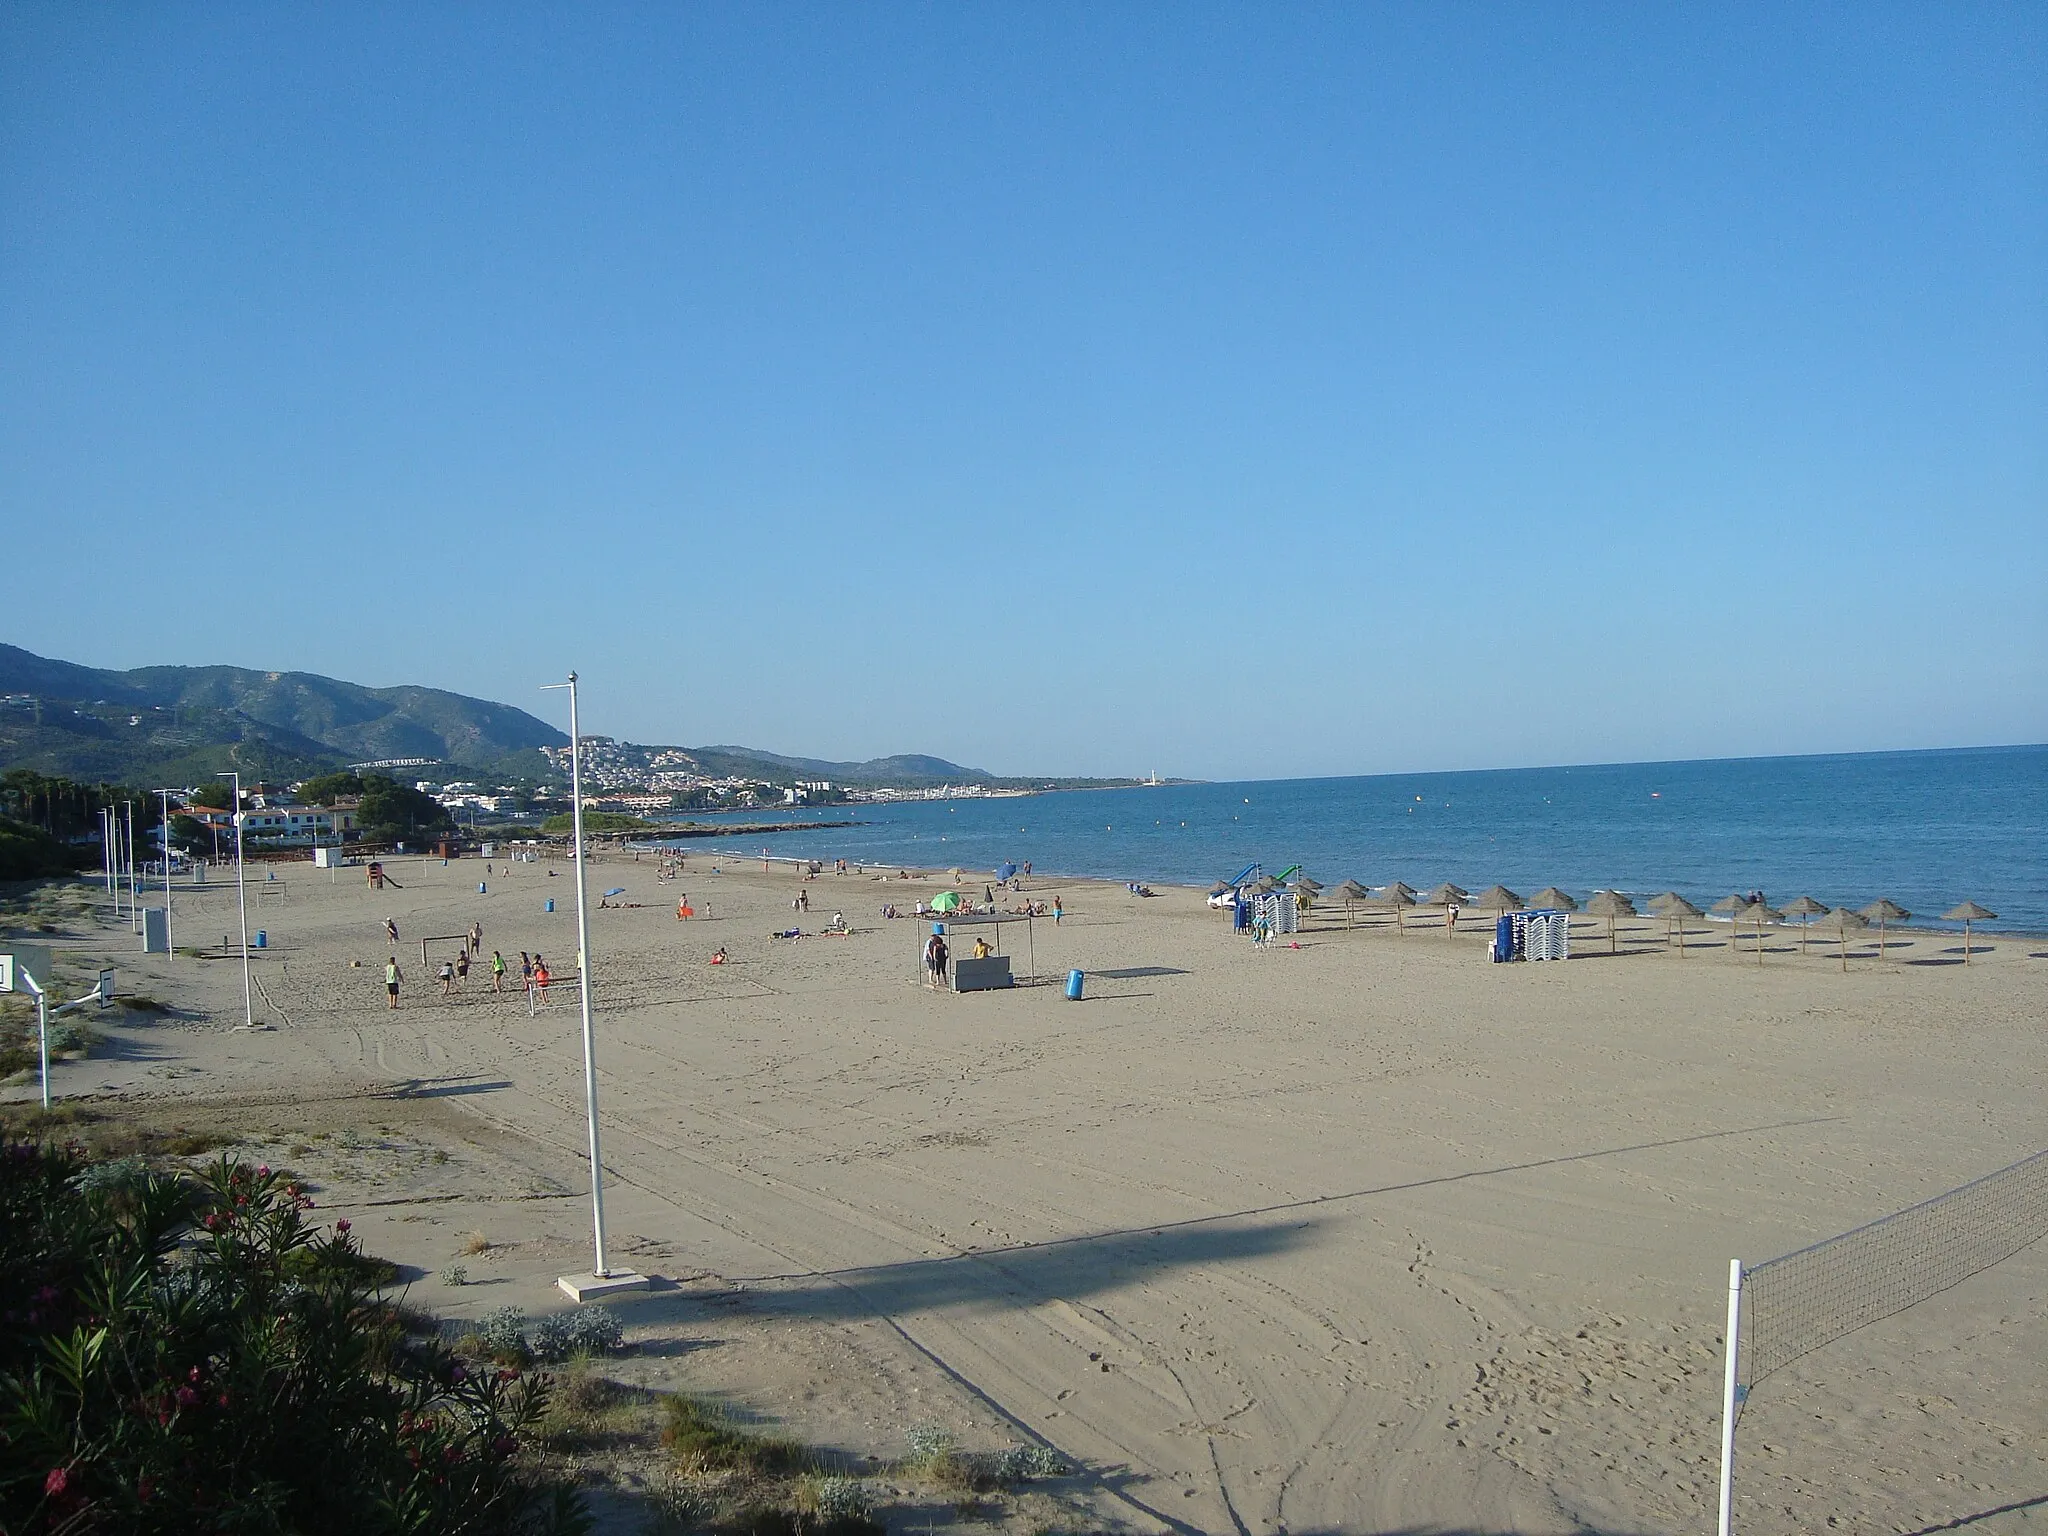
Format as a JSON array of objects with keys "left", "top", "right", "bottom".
[
  {"left": 474, "top": 1305, "right": 530, "bottom": 1363},
  {"left": 0, "top": 1145, "right": 587, "bottom": 1535},
  {"left": 440, "top": 1265, "right": 469, "bottom": 1287},
  {"left": 806, "top": 1476, "right": 874, "bottom": 1520},
  {"left": 903, "top": 1421, "right": 955, "bottom": 1462},
  {"left": 988, "top": 1444, "right": 1069, "bottom": 1482},
  {"left": 476, "top": 1305, "right": 624, "bottom": 1365},
  {"left": 658, "top": 1393, "right": 802, "bottom": 1476}
]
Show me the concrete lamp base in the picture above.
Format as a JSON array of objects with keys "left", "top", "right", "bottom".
[{"left": 557, "top": 1271, "right": 651, "bottom": 1302}]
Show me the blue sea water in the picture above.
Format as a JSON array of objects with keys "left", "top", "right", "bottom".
[{"left": 665, "top": 745, "right": 2048, "bottom": 933}]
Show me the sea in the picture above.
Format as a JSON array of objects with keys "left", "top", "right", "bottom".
[{"left": 657, "top": 745, "right": 2048, "bottom": 933}]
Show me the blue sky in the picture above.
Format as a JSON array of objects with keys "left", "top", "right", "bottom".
[{"left": 3, "top": 4, "right": 2042, "bottom": 780}]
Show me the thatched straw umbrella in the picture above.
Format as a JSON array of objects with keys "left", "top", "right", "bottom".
[
  {"left": 1710, "top": 894, "right": 1749, "bottom": 957},
  {"left": 1781, "top": 895, "right": 1829, "bottom": 954},
  {"left": 1858, "top": 898, "right": 1910, "bottom": 960},
  {"left": 1473, "top": 885, "right": 1523, "bottom": 917},
  {"left": 1586, "top": 889, "right": 1637, "bottom": 954},
  {"left": 1828, "top": 906, "right": 1867, "bottom": 973},
  {"left": 1371, "top": 884, "right": 1417, "bottom": 933},
  {"left": 1208, "top": 881, "right": 1232, "bottom": 899},
  {"left": 1943, "top": 901, "right": 1996, "bottom": 964},
  {"left": 1291, "top": 876, "right": 1322, "bottom": 918},
  {"left": 1250, "top": 875, "right": 1282, "bottom": 896},
  {"left": 1739, "top": 900, "right": 1783, "bottom": 966},
  {"left": 1333, "top": 879, "right": 1370, "bottom": 929},
  {"left": 1649, "top": 892, "right": 1703, "bottom": 953},
  {"left": 1421, "top": 882, "right": 1468, "bottom": 936},
  {"left": 1529, "top": 886, "right": 1579, "bottom": 911}
]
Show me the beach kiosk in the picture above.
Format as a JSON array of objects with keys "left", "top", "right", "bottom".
[{"left": 922, "top": 910, "right": 1039, "bottom": 992}]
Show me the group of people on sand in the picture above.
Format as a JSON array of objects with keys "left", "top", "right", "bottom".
[{"left": 380, "top": 916, "right": 553, "bottom": 1009}]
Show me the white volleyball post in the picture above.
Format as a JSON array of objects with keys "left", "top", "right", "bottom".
[
  {"left": 543, "top": 671, "right": 647, "bottom": 1303},
  {"left": 1718, "top": 1259, "right": 1744, "bottom": 1536}
]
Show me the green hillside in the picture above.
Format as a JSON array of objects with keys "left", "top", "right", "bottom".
[{"left": 0, "top": 644, "right": 564, "bottom": 783}]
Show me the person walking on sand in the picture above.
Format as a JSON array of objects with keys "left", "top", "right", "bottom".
[
  {"left": 438, "top": 957, "right": 456, "bottom": 996},
  {"left": 455, "top": 948, "right": 470, "bottom": 987},
  {"left": 1052, "top": 895, "right": 1064, "bottom": 925},
  {"left": 520, "top": 951, "right": 533, "bottom": 992},
  {"left": 490, "top": 949, "right": 507, "bottom": 992},
  {"left": 533, "top": 956, "right": 551, "bottom": 1005},
  {"left": 385, "top": 917, "right": 400, "bottom": 945},
  {"left": 468, "top": 920, "right": 483, "bottom": 955},
  {"left": 385, "top": 956, "right": 403, "bottom": 1009}
]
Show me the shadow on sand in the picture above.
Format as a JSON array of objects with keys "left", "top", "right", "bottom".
[
  {"left": 375, "top": 1075, "right": 512, "bottom": 1099},
  {"left": 1901, "top": 1492, "right": 2048, "bottom": 1533},
  {"left": 666, "top": 1115, "right": 1847, "bottom": 1324}
]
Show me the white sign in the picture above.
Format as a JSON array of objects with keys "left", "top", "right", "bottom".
[{"left": 0, "top": 945, "right": 52, "bottom": 993}]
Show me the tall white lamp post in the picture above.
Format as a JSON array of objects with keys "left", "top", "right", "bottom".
[
  {"left": 218, "top": 772, "right": 255, "bottom": 1029},
  {"left": 126, "top": 800, "right": 139, "bottom": 933},
  {"left": 155, "top": 789, "right": 175, "bottom": 955},
  {"left": 542, "top": 672, "right": 647, "bottom": 1302}
]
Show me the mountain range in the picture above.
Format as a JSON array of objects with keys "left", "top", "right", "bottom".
[{"left": 0, "top": 644, "right": 1004, "bottom": 788}]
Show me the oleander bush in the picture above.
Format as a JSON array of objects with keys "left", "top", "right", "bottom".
[{"left": 0, "top": 1143, "right": 587, "bottom": 1534}]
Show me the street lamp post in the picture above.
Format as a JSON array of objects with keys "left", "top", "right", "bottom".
[
  {"left": 155, "top": 789, "right": 175, "bottom": 955},
  {"left": 219, "top": 772, "right": 255, "bottom": 1029},
  {"left": 126, "top": 800, "right": 140, "bottom": 932},
  {"left": 541, "top": 672, "right": 646, "bottom": 1303}
]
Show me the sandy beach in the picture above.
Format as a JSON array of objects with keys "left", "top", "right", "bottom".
[{"left": 8, "top": 852, "right": 2044, "bottom": 1535}]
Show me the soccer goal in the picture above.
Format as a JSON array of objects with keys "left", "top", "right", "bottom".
[{"left": 1716, "top": 1147, "right": 2048, "bottom": 1535}]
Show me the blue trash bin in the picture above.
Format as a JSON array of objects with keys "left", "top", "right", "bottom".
[
  {"left": 545, "top": 898, "right": 555, "bottom": 913},
  {"left": 478, "top": 881, "right": 487, "bottom": 894},
  {"left": 1065, "top": 968, "right": 1085, "bottom": 1001},
  {"left": 254, "top": 930, "right": 267, "bottom": 949}
]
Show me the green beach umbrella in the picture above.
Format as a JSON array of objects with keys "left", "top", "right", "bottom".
[
  {"left": 1943, "top": 901, "right": 1996, "bottom": 964},
  {"left": 1782, "top": 895, "right": 1830, "bottom": 953},
  {"left": 1858, "top": 898, "right": 1910, "bottom": 960},
  {"left": 931, "top": 890, "right": 962, "bottom": 913}
]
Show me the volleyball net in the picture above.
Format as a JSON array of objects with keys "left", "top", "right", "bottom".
[{"left": 1717, "top": 1148, "right": 2048, "bottom": 1535}]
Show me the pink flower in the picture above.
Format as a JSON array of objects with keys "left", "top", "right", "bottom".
[
  {"left": 256, "top": 1165, "right": 270, "bottom": 1177},
  {"left": 335, "top": 1219, "right": 351, "bottom": 1234},
  {"left": 175, "top": 1385, "right": 198, "bottom": 1408},
  {"left": 449, "top": 1363, "right": 466, "bottom": 1383},
  {"left": 44, "top": 1466, "right": 69, "bottom": 1497}
]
